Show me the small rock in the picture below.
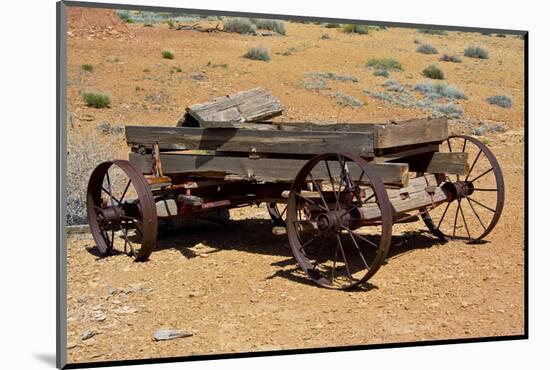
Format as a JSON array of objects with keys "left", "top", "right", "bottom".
[
  {"left": 153, "top": 329, "right": 193, "bottom": 341},
  {"left": 111, "top": 125, "right": 125, "bottom": 134},
  {"left": 191, "top": 72, "right": 207, "bottom": 81},
  {"left": 81, "top": 330, "right": 96, "bottom": 340},
  {"left": 96, "top": 122, "right": 111, "bottom": 133},
  {"left": 94, "top": 313, "right": 107, "bottom": 322},
  {"left": 67, "top": 342, "right": 77, "bottom": 349},
  {"left": 107, "top": 286, "right": 118, "bottom": 295}
]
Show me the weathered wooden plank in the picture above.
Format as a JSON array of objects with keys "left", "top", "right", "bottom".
[
  {"left": 126, "top": 126, "right": 374, "bottom": 156},
  {"left": 197, "top": 118, "right": 447, "bottom": 150},
  {"left": 374, "top": 143, "right": 440, "bottom": 161},
  {"left": 397, "top": 152, "right": 469, "bottom": 175},
  {"left": 359, "top": 174, "right": 448, "bottom": 219},
  {"left": 129, "top": 153, "right": 409, "bottom": 186},
  {"left": 375, "top": 117, "right": 448, "bottom": 149},
  {"left": 178, "top": 87, "right": 283, "bottom": 126}
]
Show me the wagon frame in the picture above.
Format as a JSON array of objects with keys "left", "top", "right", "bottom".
[{"left": 87, "top": 117, "right": 504, "bottom": 290}]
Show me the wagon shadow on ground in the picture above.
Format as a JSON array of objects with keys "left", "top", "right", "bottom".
[{"left": 147, "top": 217, "right": 454, "bottom": 290}]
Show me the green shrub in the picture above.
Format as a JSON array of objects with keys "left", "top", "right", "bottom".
[
  {"left": 144, "top": 23, "right": 153, "bottom": 27},
  {"left": 417, "top": 28, "right": 447, "bottom": 35},
  {"left": 162, "top": 50, "right": 174, "bottom": 59},
  {"left": 165, "top": 19, "right": 174, "bottom": 28},
  {"left": 496, "top": 33, "right": 507, "bottom": 38},
  {"left": 486, "top": 95, "right": 512, "bottom": 108},
  {"left": 323, "top": 23, "right": 341, "bottom": 28},
  {"left": 251, "top": 18, "right": 285, "bottom": 35},
  {"left": 366, "top": 58, "right": 403, "bottom": 71},
  {"left": 422, "top": 65, "right": 444, "bottom": 79},
  {"left": 373, "top": 68, "right": 389, "bottom": 77},
  {"left": 416, "top": 43, "right": 438, "bottom": 54},
  {"left": 382, "top": 79, "right": 404, "bottom": 92},
  {"left": 82, "top": 91, "right": 111, "bottom": 108},
  {"left": 440, "top": 54, "right": 462, "bottom": 63},
  {"left": 170, "top": 66, "right": 183, "bottom": 73},
  {"left": 224, "top": 17, "right": 257, "bottom": 34},
  {"left": 342, "top": 24, "right": 368, "bottom": 34},
  {"left": 243, "top": 46, "right": 270, "bottom": 61},
  {"left": 464, "top": 45, "right": 489, "bottom": 59},
  {"left": 81, "top": 64, "right": 93, "bottom": 72},
  {"left": 308, "top": 72, "right": 358, "bottom": 82}
]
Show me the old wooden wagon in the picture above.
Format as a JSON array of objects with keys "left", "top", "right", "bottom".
[{"left": 87, "top": 97, "right": 504, "bottom": 290}]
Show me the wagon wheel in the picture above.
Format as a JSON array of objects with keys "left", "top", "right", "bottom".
[
  {"left": 87, "top": 160, "right": 157, "bottom": 261},
  {"left": 286, "top": 153, "right": 393, "bottom": 290},
  {"left": 420, "top": 135, "right": 505, "bottom": 243},
  {"left": 267, "top": 203, "right": 287, "bottom": 226}
]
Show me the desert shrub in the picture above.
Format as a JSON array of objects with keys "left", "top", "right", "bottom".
[
  {"left": 144, "top": 23, "right": 153, "bottom": 27},
  {"left": 170, "top": 66, "right": 183, "bottom": 73},
  {"left": 440, "top": 54, "right": 462, "bottom": 63},
  {"left": 435, "top": 102, "right": 464, "bottom": 118},
  {"left": 464, "top": 45, "right": 489, "bottom": 59},
  {"left": 165, "top": 19, "right": 174, "bottom": 28},
  {"left": 82, "top": 91, "right": 111, "bottom": 108},
  {"left": 143, "top": 68, "right": 150, "bottom": 72},
  {"left": 416, "top": 43, "right": 438, "bottom": 54},
  {"left": 414, "top": 81, "right": 467, "bottom": 99},
  {"left": 373, "top": 68, "right": 389, "bottom": 77},
  {"left": 251, "top": 18, "right": 286, "bottom": 35},
  {"left": 496, "top": 33, "right": 507, "bottom": 38},
  {"left": 303, "top": 78, "right": 329, "bottom": 90},
  {"left": 118, "top": 11, "right": 132, "bottom": 23},
  {"left": 81, "top": 64, "right": 93, "bottom": 72},
  {"left": 422, "top": 65, "right": 444, "bottom": 79},
  {"left": 243, "top": 46, "right": 270, "bottom": 61},
  {"left": 417, "top": 28, "right": 447, "bottom": 35},
  {"left": 328, "top": 92, "right": 364, "bottom": 107},
  {"left": 161, "top": 50, "right": 174, "bottom": 59},
  {"left": 323, "top": 23, "right": 341, "bottom": 28},
  {"left": 366, "top": 58, "right": 403, "bottom": 71},
  {"left": 382, "top": 79, "right": 404, "bottom": 92},
  {"left": 486, "top": 95, "right": 512, "bottom": 108},
  {"left": 363, "top": 89, "right": 416, "bottom": 108},
  {"left": 224, "top": 17, "right": 257, "bottom": 34},
  {"left": 66, "top": 132, "right": 123, "bottom": 225},
  {"left": 308, "top": 72, "right": 358, "bottom": 82},
  {"left": 342, "top": 24, "right": 368, "bottom": 34},
  {"left": 321, "top": 33, "right": 330, "bottom": 40}
]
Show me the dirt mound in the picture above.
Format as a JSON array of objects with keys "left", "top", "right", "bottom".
[{"left": 67, "top": 7, "right": 134, "bottom": 40}]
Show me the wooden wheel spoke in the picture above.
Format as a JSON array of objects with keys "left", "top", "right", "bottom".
[{"left": 474, "top": 188, "right": 498, "bottom": 192}]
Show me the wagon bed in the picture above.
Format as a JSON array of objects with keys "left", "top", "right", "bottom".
[{"left": 87, "top": 111, "right": 504, "bottom": 290}]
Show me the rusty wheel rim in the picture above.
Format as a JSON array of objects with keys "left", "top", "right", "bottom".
[
  {"left": 421, "top": 135, "right": 505, "bottom": 243},
  {"left": 86, "top": 160, "right": 157, "bottom": 261},
  {"left": 286, "top": 153, "right": 393, "bottom": 290}
]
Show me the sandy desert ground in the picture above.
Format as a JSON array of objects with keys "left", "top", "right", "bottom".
[{"left": 64, "top": 12, "right": 525, "bottom": 364}]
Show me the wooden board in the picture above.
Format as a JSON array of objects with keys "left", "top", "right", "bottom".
[
  {"left": 197, "top": 117, "right": 448, "bottom": 150},
  {"left": 359, "top": 174, "right": 448, "bottom": 219},
  {"left": 177, "top": 87, "right": 283, "bottom": 126},
  {"left": 402, "top": 152, "right": 469, "bottom": 175},
  {"left": 126, "top": 126, "right": 374, "bottom": 157},
  {"left": 129, "top": 153, "right": 409, "bottom": 186},
  {"left": 374, "top": 118, "right": 448, "bottom": 149}
]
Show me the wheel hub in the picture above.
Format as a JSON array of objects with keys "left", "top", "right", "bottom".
[
  {"left": 442, "top": 180, "right": 475, "bottom": 202},
  {"left": 97, "top": 205, "right": 125, "bottom": 227},
  {"left": 316, "top": 210, "right": 349, "bottom": 232}
]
